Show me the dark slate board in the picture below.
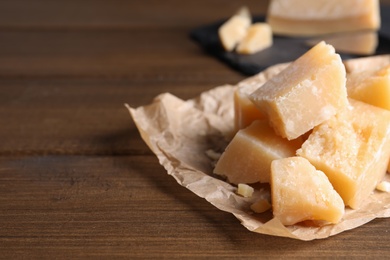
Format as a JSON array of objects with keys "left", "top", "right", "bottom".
[{"left": 190, "top": 6, "right": 390, "bottom": 75}]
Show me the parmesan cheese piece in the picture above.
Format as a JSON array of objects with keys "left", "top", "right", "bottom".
[
  {"left": 236, "top": 23, "right": 273, "bottom": 54},
  {"left": 251, "top": 199, "right": 271, "bottom": 213},
  {"left": 234, "top": 88, "right": 265, "bottom": 132},
  {"left": 344, "top": 55, "right": 390, "bottom": 74},
  {"left": 234, "top": 63, "right": 290, "bottom": 132},
  {"left": 267, "top": 0, "right": 380, "bottom": 36},
  {"left": 237, "top": 183, "right": 254, "bottom": 198},
  {"left": 297, "top": 99, "right": 390, "bottom": 209},
  {"left": 249, "top": 41, "right": 348, "bottom": 140},
  {"left": 346, "top": 65, "right": 390, "bottom": 110},
  {"left": 271, "top": 157, "right": 345, "bottom": 226},
  {"left": 218, "top": 7, "right": 251, "bottom": 51},
  {"left": 376, "top": 181, "right": 390, "bottom": 192},
  {"left": 214, "top": 120, "right": 302, "bottom": 184},
  {"left": 306, "top": 31, "right": 378, "bottom": 55}
]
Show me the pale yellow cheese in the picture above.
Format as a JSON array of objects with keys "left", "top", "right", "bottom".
[
  {"left": 237, "top": 183, "right": 254, "bottom": 197},
  {"left": 249, "top": 41, "right": 348, "bottom": 140},
  {"left": 346, "top": 65, "right": 390, "bottom": 110},
  {"left": 235, "top": 6, "right": 250, "bottom": 19},
  {"left": 236, "top": 23, "right": 273, "bottom": 54},
  {"left": 234, "top": 63, "right": 289, "bottom": 132},
  {"left": 214, "top": 120, "right": 302, "bottom": 184},
  {"left": 306, "top": 31, "right": 378, "bottom": 55},
  {"left": 344, "top": 55, "right": 390, "bottom": 74},
  {"left": 218, "top": 8, "right": 251, "bottom": 51},
  {"left": 251, "top": 199, "right": 271, "bottom": 213},
  {"left": 271, "top": 156, "right": 345, "bottom": 225},
  {"left": 267, "top": 0, "right": 380, "bottom": 36},
  {"left": 234, "top": 88, "right": 265, "bottom": 132},
  {"left": 376, "top": 181, "right": 390, "bottom": 192},
  {"left": 297, "top": 99, "right": 390, "bottom": 209}
]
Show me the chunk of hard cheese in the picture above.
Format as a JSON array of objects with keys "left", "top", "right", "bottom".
[
  {"left": 271, "top": 157, "right": 345, "bottom": 225},
  {"left": 267, "top": 0, "right": 380, "bottom": 36},
  {"left": 234, "top": 88, "right": 265, "bottom": 132},
  {"left": 236, "top": 23, "right": 273, "bottom": 54},
  {"left": 297, "top": 99, "right": 390, "bottom": 209},
  {"left": 234, "top": 63, "right": 290, "bottom": 132},
  {"left": 346, "top": 65, "right": 390, "bottom": 110},
  {"left": 214, "top": 120, "right": 302, "bottom": 184},
  {"left": 306, "top": 31, "right": 378, "bottom": 55},
  {"left": 218, "top": 7, "right": 251, "bottom": 51},
  {"left": 249, "top": 41, "right": 348, "bottom": 140},
  {"left": 344, "top": 55, "right": 390, "bottom": 74}
]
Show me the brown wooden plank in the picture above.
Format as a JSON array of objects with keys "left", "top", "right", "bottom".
[
  {"left": 1, "top": 155, "right": 390, "bottom": 258},
  {"left": 1, "top": 0, "right": 389, "bottom": 30},
  {"left": 0, "top": 0, "right": 269, "bottom": 29},
  {"left": 0, "top": 78, "right": 236, "bottom": 155},
  {"left": 0, "top": 29, "right": 246, "bottom": 80},
  {"left": 1, "top": 0, "right": 390, "bottom": 257}
]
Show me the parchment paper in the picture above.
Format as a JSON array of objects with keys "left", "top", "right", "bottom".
[{"left": 127, "top": 56, "right": 390, "bottom": 241}]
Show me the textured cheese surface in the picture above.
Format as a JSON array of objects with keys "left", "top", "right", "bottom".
[
  {"left": 249, "top": 41, "right": 347, "bottom": 140},
  {"left": 214, "top": 120, "right": 302, "bottom": 184},
  {"left": 234, "top": 88, "right": 264, "bottom": 132},
  {"left": 297, "top": 99, "right": 390, "bottom": 209},
  {"left": 347, "top": 65, "right": 390, "bottom": 110},
  {"left": 344, "top": 55, "right": 390, "bottom": 73},
  {"left": 218, "top": 14, "right": 251, "bottom": 51},
  {"left": 267, "top": 0, "right": 380, "bottom": 36},
  {"left": 307, "top": 31, "right": 378, "bottom": 55},
  {"left": 236, "top": 23, "right": 273, "bottom": 54},
  {"left": 271, "top": 157, "right": 345, "bottom": 226},
  {"left": 234, "top": 63, "right": 289, "bottom": 132}
]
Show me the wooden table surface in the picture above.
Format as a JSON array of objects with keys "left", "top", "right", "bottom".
[{"left": 1, "top": 0, "right": 390, "bottom": 258}]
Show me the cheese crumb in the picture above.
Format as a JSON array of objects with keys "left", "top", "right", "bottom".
[
  {"left": 205, "top": 149, "right": 221, "bottom": 161},
  {"left": 376, "top": 181, "right": 390, "bottom": 192},
  {"left": 237, "top": 183, "right": 254, "bottom": 198},
  {"left": 250, "top": 199, "right": 272, "bottom": 213}
]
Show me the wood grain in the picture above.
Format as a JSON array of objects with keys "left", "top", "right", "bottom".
[
  {"left": 0, "top": 0, "right": 269, "bottom": 29},
  {"left": 1, "top": 0, "right": 390, "bottom": 258},
  {"left": 1, "top": 156, "right": 390, "bottom": 258}
]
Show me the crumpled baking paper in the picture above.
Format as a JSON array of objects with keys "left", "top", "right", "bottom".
[{"left": 127, "top": 56, "right": 390, "bottom": 241}]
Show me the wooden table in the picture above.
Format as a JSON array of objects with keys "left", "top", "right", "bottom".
[{"left": 1, "top": 0, "right": 390, "bottom": 258}]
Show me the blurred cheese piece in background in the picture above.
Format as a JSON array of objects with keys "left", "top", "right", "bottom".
[
  {"left": 250, "top": 41, "right": 347, "bottom": 140},
  {"left": 218, "top": 6, "right": 251, "bottom": 51},
  {"left": 306, "top": 31, "right": 378, "bottom": 55},
  {"left": 297, "top": 99, "right": 390, "bottom": 209},
  {"left": 347, "top": 65, "right": 390, "bottom": 110},
  {"left": 267, "top": 0, "right": 380, "bottom": 36},
  {"left": 271, "top": 157, "right": 345, "bottom": 226},
  {"left": 236, "top": 23, "right": 273, "bottom": 54},
  {"left": 214, "top": 120, "right": 302, "bottom": 184}
]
